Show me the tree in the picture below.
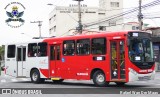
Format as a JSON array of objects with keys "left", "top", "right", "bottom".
[{"left": 0, "top": 45, "right": 5, "bottom": 61}]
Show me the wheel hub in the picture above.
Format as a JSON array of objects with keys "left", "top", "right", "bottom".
[
  {"left": 97, "top": 74, "right": 104, "bottom": 83},
  {"left": 32, "top": 72, "right": 38, "bottom": 81}
]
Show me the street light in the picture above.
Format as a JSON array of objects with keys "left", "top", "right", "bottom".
[{"left": 30, "top": 21, "right": 43, "bottom": 39}]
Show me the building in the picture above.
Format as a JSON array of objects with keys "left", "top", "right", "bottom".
[
  {"left": 49, "top": 5, "right": 100, "bottom": 36},
  {"left": 49, "top": 0, "right": 124, "bottom": 37}
]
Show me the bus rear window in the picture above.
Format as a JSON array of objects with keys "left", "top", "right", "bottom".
[
  {"left": 7, "top": 45, "right": 16, "bottom": 58},
  {"left": 92, "top": 38, "right": 106, "bottom": 55}
]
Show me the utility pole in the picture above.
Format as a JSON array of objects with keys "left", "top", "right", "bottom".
[
  {"left": 30, "top": 21, "right": 43, "bottom": 38},
  {"left": 138, "top": 0, "right": 143, "bottom": 30},
  {"left": 73, "top": 0, "right": 83, "bottom": 34}
]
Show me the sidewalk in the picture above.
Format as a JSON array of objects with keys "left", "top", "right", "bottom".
[{"left": 0, "top": 71, "right": 5, "bottom": 77}]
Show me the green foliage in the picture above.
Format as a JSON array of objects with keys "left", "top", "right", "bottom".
[{"left": 0, "top": 45, "right": 5, "bottom": 61}]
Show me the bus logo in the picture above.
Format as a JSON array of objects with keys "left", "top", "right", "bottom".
[{"left": 5, "top": 2, "right": 25, "bottom": 28}]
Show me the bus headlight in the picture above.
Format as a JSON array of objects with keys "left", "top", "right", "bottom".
[{"left": 129, "top": 68, "right": 137, "bottom": 75}]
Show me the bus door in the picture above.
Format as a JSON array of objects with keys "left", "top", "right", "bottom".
[
  {"left": 49, "top": 44, "right": 61, "bottom": 77},
  {"left": 110, "top": 40, "right": 126, "bottom": 81},
  {"left": 16, "top": 46, "right": 26, "bottom": 77}
]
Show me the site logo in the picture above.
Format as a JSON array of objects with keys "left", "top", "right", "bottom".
[{"left": 5, "top": 2, "right": 25, "bottom": 28}]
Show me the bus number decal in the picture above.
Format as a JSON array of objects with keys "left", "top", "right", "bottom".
[{"left": 77, "top": 73, "right": 88, "bottom": 76}]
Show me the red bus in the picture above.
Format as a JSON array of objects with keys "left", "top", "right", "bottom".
[{"left": 5, "top": 31, "right": 155, "bottom": 87}]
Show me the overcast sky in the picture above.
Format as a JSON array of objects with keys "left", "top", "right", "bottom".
[{"left": 0, "top": 0, "right": 159, "bottom": 45}]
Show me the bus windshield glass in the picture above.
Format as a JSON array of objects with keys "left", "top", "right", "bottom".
[{"left": 129, "top": 38, "right": 154, "bottom": 62}]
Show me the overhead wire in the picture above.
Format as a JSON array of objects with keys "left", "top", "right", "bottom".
[{"left": 84, "top": 0, "right": 160, "bottom": 27}]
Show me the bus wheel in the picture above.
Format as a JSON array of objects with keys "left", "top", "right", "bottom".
[
  {"left": 52, "top": 79, "right": 64, "bottom": 83},
  {"left": 93, "top": 70, "right": 108, "bottom": 87},
  {"left": 115, "top": 82, "right": 126, "bottom": 86},
  {"left": 31, "top": 69, "right": 42, "bottom": 83}
]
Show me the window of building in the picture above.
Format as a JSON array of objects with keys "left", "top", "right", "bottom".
[
  {"left": 132, "top": 26, "right": 135, "bottom": 30},
  {"left": 60, "top": 11, "right": 71, "bottom": 13},
  {"left": 49, "top": 29, "right": 52, "bottom": 35},
  {"left": 111, "top": 2, "right": 119, "bottom": 7},
  {"left": 98, "top": 13, "right": 105, "bottom": 15},
  {"left": 28, "top": 43, "right": 37, "bottom": 57},
  {"left": 136, "top": 26, "right": 139, "bottom": 30},
  {"left": 63, "top": 40, "right": 75, "bottom": 55},
  {"left": 99, "top": 26, "right": 106, "bottom": 31},
  {"left": 37, "top": 42, "right": 47, "bottom": 57},
  {"left": 54, "top": 26, "right": 56, "bottom": 32},
  {"left": 92, "top": 38, "right": 106, "bottom": 55},
  {"left": 109, "top": 21, "right": 116, "bottom": 26},
  {"left": 49, "top": 18, "right": 51, "bottom": 24},
  {"left": 77, "top": 39, "right": 90, "bottom": 55},
  {"left": 85, "top": 11, "right": 96, "bottom": 13},
  {"left": 132, "top": 26, "right": 139, "bottom": 30},
  {"left": 7, "top": 45, "right": 16, "bottom": 58}
]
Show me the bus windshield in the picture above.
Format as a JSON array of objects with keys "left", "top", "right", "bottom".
[{"left": 129, "top": 38, "right": 154, "bottom": 62}]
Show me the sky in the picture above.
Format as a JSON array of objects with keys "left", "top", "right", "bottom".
[{"left": 0, "top": 0, "right": 159, "bottom": 45}]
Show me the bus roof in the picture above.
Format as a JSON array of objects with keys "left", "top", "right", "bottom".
[
  {"left": 44, "top": 30, "right": 144, "bottom": 41},
  {"left": 5, "top": 31, "right": 148, "bottom": 45},
  {"left": 5, "top": 39, "right": 44, "bottom": 45}
]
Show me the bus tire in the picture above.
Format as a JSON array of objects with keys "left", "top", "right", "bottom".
[
  {"left": 93, "top": 70, "right": 108, "bottom": 87},
  {"left": 52, "top": 79, "right": 64, "bottom": 83},
  {"left": 31, "top": 69, "right": 42, "bottom": 83},
  {"left": 115, "top": 82, "right": 126, "bottom": 86}
]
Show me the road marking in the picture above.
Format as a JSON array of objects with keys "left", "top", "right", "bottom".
[
  {"left": 156, "top": 84, "right": 160, "bottom": 85},
  {"left": 21, "top": 78, "right": 29, "bottom": 81},
  {"left": 137, "top": 81, "right": 147, "bottom": 83},
  {"left": 11, "top": 79, "right": 17, "bottom": 82},
  {"left": 155, "top": 78, "right": 160, "bottom": 80},
  {"left": 1, "top": 79, "right": 6, "bottom": 83}
]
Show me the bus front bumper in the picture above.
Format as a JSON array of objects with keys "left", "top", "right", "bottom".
[{"left": 129, "top": 68, "right": 155, "bottom": 82}]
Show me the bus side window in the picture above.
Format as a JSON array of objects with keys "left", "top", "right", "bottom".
[
  {"left": 7, "top": 45, "right": 16, "bottom": 58},
  {"left": 91, "top": 38, "right": 106, "bottom": 55},
  {"left": 63, "top": 40, "right": 75, "bottom": 56},
  {"left": 37, "top": 42, "right": 47, "bottom": 57},
  {"left": 57, "top": 46, "right": 61, "bottom": 60},
  {"left": 50, "top": 46, "right": 55, "bottom": 60},
  {"left": 28, "top": 43, "right": 37, "bottom": 57},
  {"left": 77, "top": 39, "right": 90, "bottom": 55}
]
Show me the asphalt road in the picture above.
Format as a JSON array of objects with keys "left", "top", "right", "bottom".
[
  {"left": 0, "top": 71, "right": 160, "bottom": 96},
  {"left": 0, "top": 71, "right": 160, "bottom": 88}
]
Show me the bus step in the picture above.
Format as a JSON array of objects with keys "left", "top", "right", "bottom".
[{"left": 51, "top": 78, "right": 61, "bottom": 80}]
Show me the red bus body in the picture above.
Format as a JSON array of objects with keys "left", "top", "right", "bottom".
[{"left": 42, "top": 31, "right": 155, "bottom": 83}]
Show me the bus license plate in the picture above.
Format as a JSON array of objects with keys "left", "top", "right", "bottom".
[{"left": 138, "top": 76, "right": 151, "bottom": 81}]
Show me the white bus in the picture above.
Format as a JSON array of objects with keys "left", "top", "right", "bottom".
[{"left": 5, "top": 39, "right": 48, "bottom": 83}]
